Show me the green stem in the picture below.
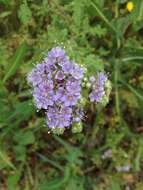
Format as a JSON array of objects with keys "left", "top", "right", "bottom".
[
  {"left": 115, "top": 0, "right": 119, "bottom": 18},
  {"left": 134, "top": 138, "right": 143, "bottom": 171},
  {"left": 122, "top": 56, "right": 143, "bottom": 62},
  {"left": 114, "top": 62, "right": 120, "bottom": 117},
  {"left": 138, "top": 1, "right": 143, "bottom": 20},
  {"left": 91, "top": 1, "right": 117, "bottom": 34}
]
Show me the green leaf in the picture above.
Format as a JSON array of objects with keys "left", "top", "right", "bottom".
[
  {"left": 113, "top": 16, "right": 131, "bottom": 38},
  {"left": 0, "top": 11, "right": 11, "bottom": 18},
  {"left": 14, "top": 130, "right": 35, "bottom": 145},
  {"left": 18, "top": 1, "right": 32, "bottom": 24},
  {"left": 3, "top": 42, "right": 28, "bottom": 83},
  {"left": 14, "top": 145, "right": 26, "bottom": 162},
  {"left": 90, "top": 1, "right": 117, "bottom": 34},
  {"left": 129, "top": 0, "right": 143, "bottom": 21},
  {"left": 65, "top": 177, "right": 85, "bottom": 190},
  {"left": 39, "top": 166, "right": 70, "bottom": 190},
  {"left": 0, "top": 150, "right": 16, "bottom": 170},
  {"left": 54, "top": 136, "right": 83, "bottom": 165},
  {"left": 110, "top": 180, "right": 121, "bottom": 190},
  {"left": 134, "top": 138, "right": 143, "bottom": 171},
  {"left": 122, "top": 56, "right": 143, "bottom": 62},
  {"left": 0, "top": 0, "right": 11, "bottom": 4},
  {"left": 84, "top": 55, "right": 104, "bottom": 73},
  {"left": 37, "top": 153, "right": 63, "bottom": 171},
  {"left": 89, "top": 24, "right": 107, "bottom": 38},
  {"left": 7, "top": 169, "right": 22, "bottom": 190},
  {"left": 7, "top": 100, "right": 35, "bottom": 128},
  {"left": 73, "top": 0, "right": 84, "bottom": 28}
]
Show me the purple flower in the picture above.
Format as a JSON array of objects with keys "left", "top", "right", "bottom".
[
  {"left": 62, "top": 93, "right": 80, "bottom": 106},
  {"left": 27, "top": 46, "right": 85, "bottom": 131},
  {"left": 33, "top": 88, "right": 54, "bottom": 109},
  {"left": 89, "top": 89, "right": 105, "bottom": 102},
  {"left": 54, "top": 87, "right": 66, "bottom": 102},
  {"left": 62, "top": 61, "right": 74, "bottom": 74},
  {"left": 46, "top": 107, "right": 59, "bottom": 128},
  {"left": 57, "top": 107, "right": 72, "bottom": 128},
  {"left": 66, "top": 80, "right": 81, "bottom": 94},
  {"left": 60, "top": 106, "right": 72, "bottom": 117},
  {"left": 73, "top": 108, "right": 84, "bottom": 122},
  {"left": 27, "top": 69, "right": 42, "bottom": 86},
  {"left": 97, "top": 72, "right": 107, "bottom": 85},
  {"left": 71, "top": 63, "right": 85, "bottom": 80},
  {"left": 73, "top": 117, "right": 81, "bottom": 122},
  {"left": 46, "top": 106, "right": 72, "bottom": 128},
  {"left": 55, "top": 71, "right": 65, "bottom": 80},
  {"left": 43, "top": 58, "right": 57, "bottom": 73},
  {"left": 48, "top": 47, "right": 67, "bottom": 64},
  {"left": 89, "top": 72, "right": 107, "bottom": 103},
  {"left": 38, "top": 80, "right": 54, "bottom": 91},
  {"left": 27, "top": 63, "right": 52, "bottom": 87},
  {"left": 89, "top": 76, "right": 95, "bottom": 82}
]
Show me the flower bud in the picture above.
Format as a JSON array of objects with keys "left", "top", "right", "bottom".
[
  {"left": 72, "top": 122, "right": 83, "bottom": 133},
  {"left": 100, "top": 95, "right": 109, "bottom": 106},
  {"left": 79, "top": 97, "right": 87, "bottom": 106},
  {"left": 105, "top": 80, "right": 112, "bottom": 97},
  {"left": 51, "top": 127, "right": 65, "bottom": 135},
  {"left": 83, "top": 77, "right": 88, "bottom": 82},
  {"left": 82, "top": 82, "right": 86, "bottom": 88},
  {"left": 86, "top": 82, "right": 91, "bottom": 89}
]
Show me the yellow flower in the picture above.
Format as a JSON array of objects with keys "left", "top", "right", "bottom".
[{"left": 126, "top": 1, "right": 134, "bottom": 12}]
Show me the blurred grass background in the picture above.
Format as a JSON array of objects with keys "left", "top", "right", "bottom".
[{"left": 0, "top": 0, "right": 143, "bottom": 189}]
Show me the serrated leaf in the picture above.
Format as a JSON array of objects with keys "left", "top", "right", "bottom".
[
  {"left": 73, "top": 0, "right": 84, "bottom": 28},
  {"left": 18, "top": 1, "right": 32, "bottom": 24},
  {"left": 7, "top": 100, "right": 35, "bottom": 127},
  {"left": 84, "top": 55, "right": 104, "bottom": 73}
]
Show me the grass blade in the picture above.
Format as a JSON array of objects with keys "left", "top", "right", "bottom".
[
  {"left": 134, "top": 138, "right": 143, "bottom": 171},
  {"left": 3, "top": 42, "right": 28, "bottom": 83},
  {"left": 37, "top": 153, "right": 63, "bottom": 171},
  {"left": 114, "top": 61, "right": 120, "bottom": 117},
  {"left": 119, "top": 78, "right": 143, "bottom": 101},
  {"left": 122, "top": 56, "right": 143, "bottom": 62},
  {"left": 91, "top": 1, "right": 117, "bottom": 34}
]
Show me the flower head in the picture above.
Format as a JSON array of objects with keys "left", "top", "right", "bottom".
[
  {"left": 27, "top": 47, "right": 111, "bottom": 134},
  {"left": 27, "top": 47, "right": 85, "bottom": 131},
  {"left": 89, "top": 72, "right": 107, "bottom": 103}
]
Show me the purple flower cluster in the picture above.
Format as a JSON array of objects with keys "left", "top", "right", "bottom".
[
  {"left": 27, "top": 47, "right": 85, "bottom": 129},
  {"left": 89, "top": 72, "right": 107, "bottom": 103}
]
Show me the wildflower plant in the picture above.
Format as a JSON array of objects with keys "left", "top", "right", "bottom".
[{"left": 27, "top": 47, "right": 111, "bottom": 134}]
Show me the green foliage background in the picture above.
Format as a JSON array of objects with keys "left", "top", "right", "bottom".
[{"left": 0, "top": 0, "right": 143, "bottom": 189}]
